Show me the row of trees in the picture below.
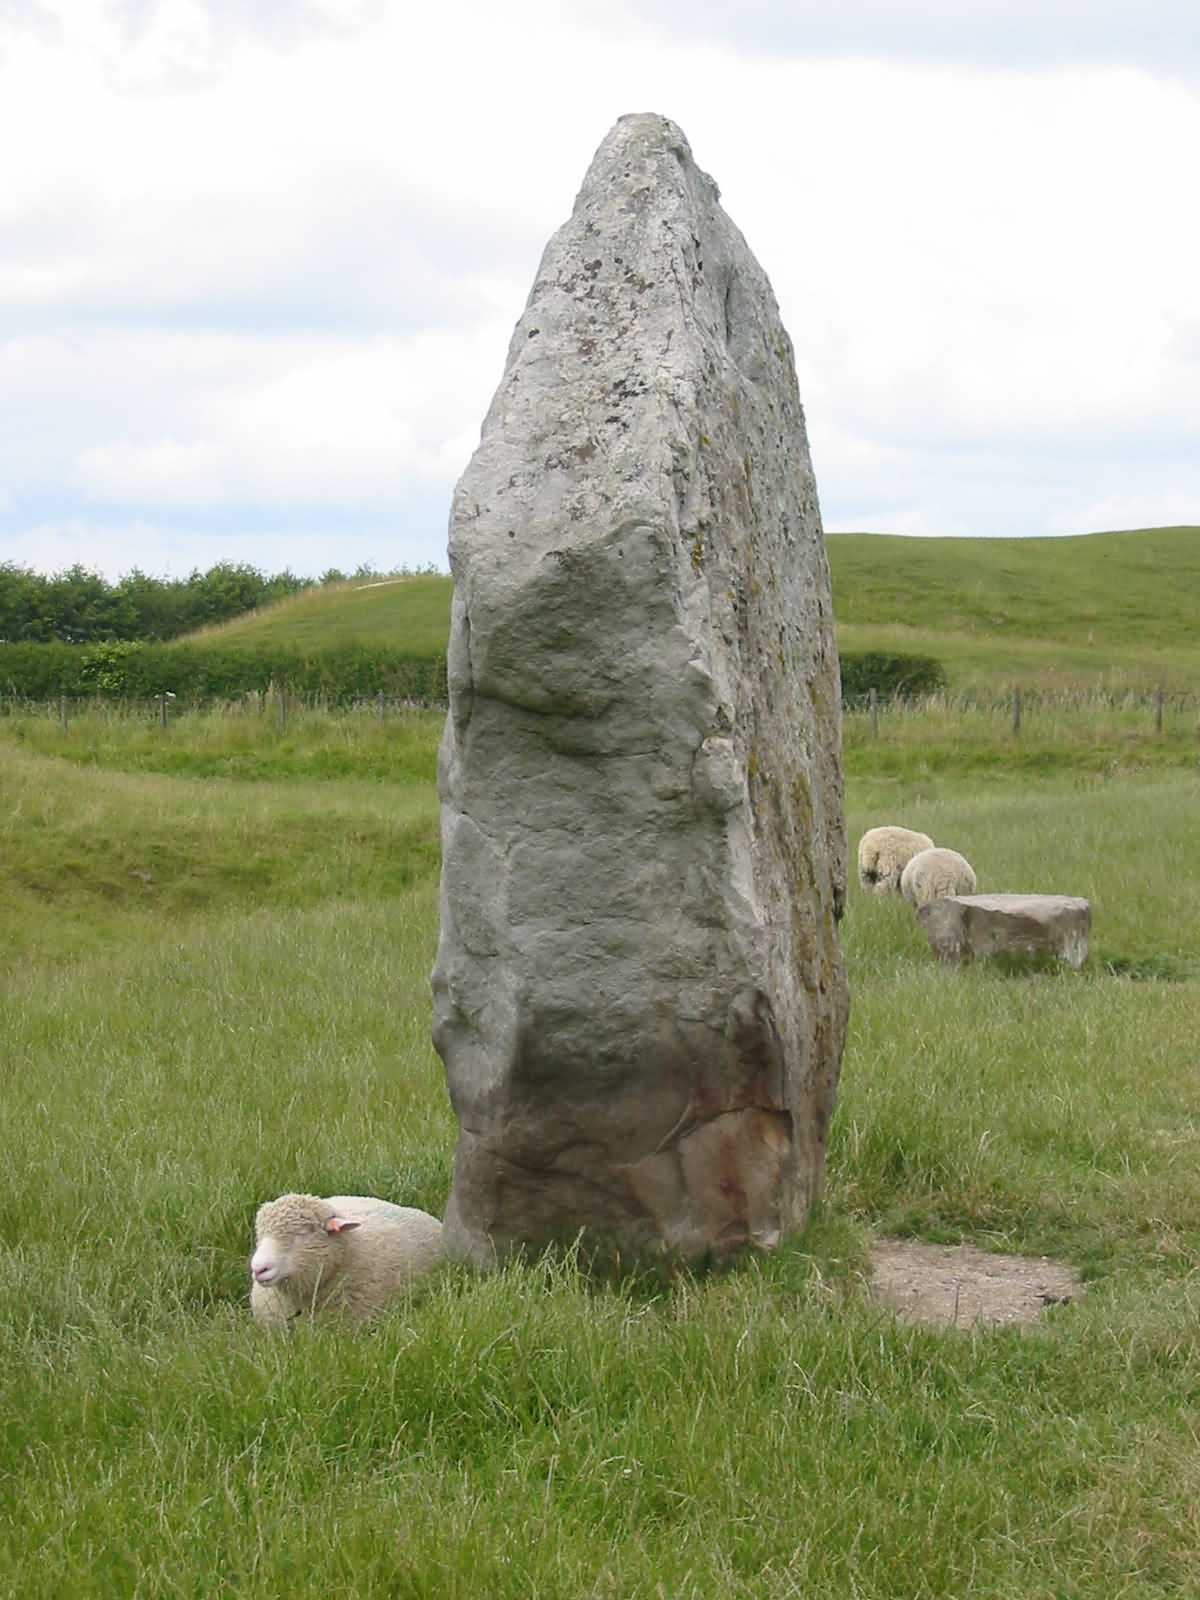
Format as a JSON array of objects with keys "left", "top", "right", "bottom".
[{"left": 0, "top": 561, "right": 402, "bottom": 645}]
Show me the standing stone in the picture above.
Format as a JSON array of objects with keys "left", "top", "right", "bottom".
[{"left": 432, "top": 113, "right": 848, "bottom": 1267}]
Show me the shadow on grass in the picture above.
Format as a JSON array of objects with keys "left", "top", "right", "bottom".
[{"left": 1100, "top": 952, "right": 1199, "bottom": 983}]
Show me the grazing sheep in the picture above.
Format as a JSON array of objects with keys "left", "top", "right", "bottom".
[
  {"left": 249, "top": 1192, "right": 443, "bottom": 1326},
  {"left": 857, "top": 825, "right": 935, "bottom": 895},
  {"left": 900, "top": 846, "right": 977, "bottom": 909}
]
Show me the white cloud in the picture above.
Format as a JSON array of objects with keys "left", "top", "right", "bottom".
[
  {"left": 1049, "top": 486, "right": 1200, "bottom": 537},
  {"left": 0, "top": 0, "right": 1197, "bottom": 575},
  {"left": 3, "top": 514, "right": 449, "bottom": 580},
  {"left": 1, "top": 321, "right": 509, "bottom": 513},
  {"left": 618, "top": 0, "right": 1200, "bottom": 75}
]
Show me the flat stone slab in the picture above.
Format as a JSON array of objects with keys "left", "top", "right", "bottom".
[{"left": 918, "top": 893, "right": 1091, "bottom": 969}]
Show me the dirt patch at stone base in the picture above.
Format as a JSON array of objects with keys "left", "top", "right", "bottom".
[{"left": 870, "top": 1239, "right": 1082, "bottom": 1330}]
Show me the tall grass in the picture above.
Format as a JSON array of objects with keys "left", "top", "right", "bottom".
[
  {"left": 2, "top": 706, "right": 1199, "bottom": 1595},
  {"left": 9, "top": 685, "right": 1199, "bottom": 787},
  {"left": 844, "top": 690, "right": 1199, "bottom": 782},
  {"left": 3, "top": 699, "right": 444, "bottom": 784}
]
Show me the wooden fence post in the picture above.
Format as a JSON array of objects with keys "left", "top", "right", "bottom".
[
  {"left": 377, "top": 690, "right": 386, "bottom": 724},
  {"left": 1154, "top": 685, "right": 1164, "bottom": 734},
  {"left": 277, "top": 688, "right": 287, "bottom": 733},
  {"left": 1011, "top": 686, "right": 1022, "bottom": 736},
  {"left": 60, "top": 695, "right": 68, "bottom": 734},
  {"left": 868, "top": 687, "right": 879, "bottom": 738}
]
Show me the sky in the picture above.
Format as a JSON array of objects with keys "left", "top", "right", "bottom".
[{"left": 1, "top": 0, "right": 1198, "bottom": 580}]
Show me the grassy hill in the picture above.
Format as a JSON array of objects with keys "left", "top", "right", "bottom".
[
  {"left": 182, "top": 527, "right": 1200, "bottom": 692},
  {"left": 830, "top": 525, "right": 1200, "bottom": 643},
  {"left": 832, "top": 525, "right": 1200, "bottom": 689},
  {"left": 182, "top": 573, "right": 453, "bottom": 658}
]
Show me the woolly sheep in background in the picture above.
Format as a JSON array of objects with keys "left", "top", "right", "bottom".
[
  {"left": 857, "top": 825, "right": 935, "bottom": 895},
  {"left": 250, "top": 1192, "right": 443, "bottom": 1326},
  {"left": 900, "top": 846, "right": 978, "bottom": 909}
]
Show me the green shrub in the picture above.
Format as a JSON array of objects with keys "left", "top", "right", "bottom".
[
  {"left": 840, "top": 650, "right": 947, "bottom": 704},
  {"left": 77, "top": 640, "right": 146, "bottom": 694},
  {"left": 0, "top": 558, "right": 313, "bottom": 643}
]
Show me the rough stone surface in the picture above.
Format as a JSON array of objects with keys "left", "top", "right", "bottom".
[
  {"left": 918, "top": 894, "right": 1091, "bottom": 969},
  {"left": 431, "top": 113, "right": 848, "bottom": 1268}
]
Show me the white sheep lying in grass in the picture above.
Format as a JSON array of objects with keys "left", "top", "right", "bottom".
[
  {"left": 250, "top": 1192, "right": 443, "bottom": 1326},
  {"left": 857, "top": 825, "right": 935, "bottom": 895},
  {"left": 900, "top": 846, "right": 977, "bottom": 909}
]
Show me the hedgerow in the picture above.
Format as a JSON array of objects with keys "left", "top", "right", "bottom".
[
  {"left": 0, "top": 641, "right": 448, "bottom": 705},
  {"left": 2, "top": 640, "right": 939, "bottom": 711}
]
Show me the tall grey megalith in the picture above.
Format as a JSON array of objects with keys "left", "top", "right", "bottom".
[{"left": 432, "top": 113, "right": 848, "bottom": 1266}]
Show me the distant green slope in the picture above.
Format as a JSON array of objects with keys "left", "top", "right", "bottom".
[
  {"left": 176, "top": 529, "right": 1200, "bottom": 690},
  {"left": 830, "top": 526, "right": 1199, "bottom": 646},
  {"left": 180, "top": 574, "right": 452, "bottom": 657},
  {"left": 832, "top": 526, "right": 1200, "bottom": 689}
]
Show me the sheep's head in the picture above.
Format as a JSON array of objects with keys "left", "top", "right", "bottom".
[{"left": 250, "top": 1193, "right": 362, "bottom": 1300}]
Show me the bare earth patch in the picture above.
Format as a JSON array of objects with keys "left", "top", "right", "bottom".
[{"left": 870, "top": 1239, "right": 1082, "bottom": 1330}]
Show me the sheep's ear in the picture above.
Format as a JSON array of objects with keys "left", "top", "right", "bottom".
[{"left": 325, "top": 1216, "right": 363, "bottom": 1235}]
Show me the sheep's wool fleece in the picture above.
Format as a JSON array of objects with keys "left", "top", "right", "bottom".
[
  {"left": 251, "top": 1195, "right": 443, "bottom": 1326},
  {"left": 901, "top": 848, "right": 977, "bottom": 908},
  {"left": 857, "top": 825, "right": 934, "bottom": 893},
  {"left": 432, "top": 113, "right": 848, "bottom": 1267}
]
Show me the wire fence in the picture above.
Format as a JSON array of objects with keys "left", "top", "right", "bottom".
[
  {"left": 843, "top": 685, "right": 1199, "bottom": 736},
  {"left": 1, "top": 688, "right": 447, "bottom": 730},
  {"left": 4, "top": 685, "right": 1199, "bottom": 739}
]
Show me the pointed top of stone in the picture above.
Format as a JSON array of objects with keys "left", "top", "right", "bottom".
[
  {"left": 577, "top": 111, "right": 719, "bottom": 198},
  {"left": 455, "top": 111, "right": 806, "bottom": 645}
]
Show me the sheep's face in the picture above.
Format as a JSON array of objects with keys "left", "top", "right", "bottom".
[{"left": 250, "top": 1195, "right": 361, "bottom": 1294}]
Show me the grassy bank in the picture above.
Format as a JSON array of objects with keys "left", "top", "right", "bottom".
[
  {"left": 0, "top": 729, "right": 439, "bottom": 973},
  {"left": 829, "top": 526, "right": 1200, "bottom": 651},
  {"left": 183, "top": 573, "right": 452, "bottom": 656}
]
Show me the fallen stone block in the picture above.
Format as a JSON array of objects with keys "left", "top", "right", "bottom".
[{"left": 918, "top": 894, "right": 1091, "bottom": 969}]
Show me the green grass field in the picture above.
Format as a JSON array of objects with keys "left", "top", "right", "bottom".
[
  {"left": 179, "top": 527, "right": 1200, "bottom": 694},
  {"left": 3, "top": 687, "right": 1199, "bottom": 1596}
]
